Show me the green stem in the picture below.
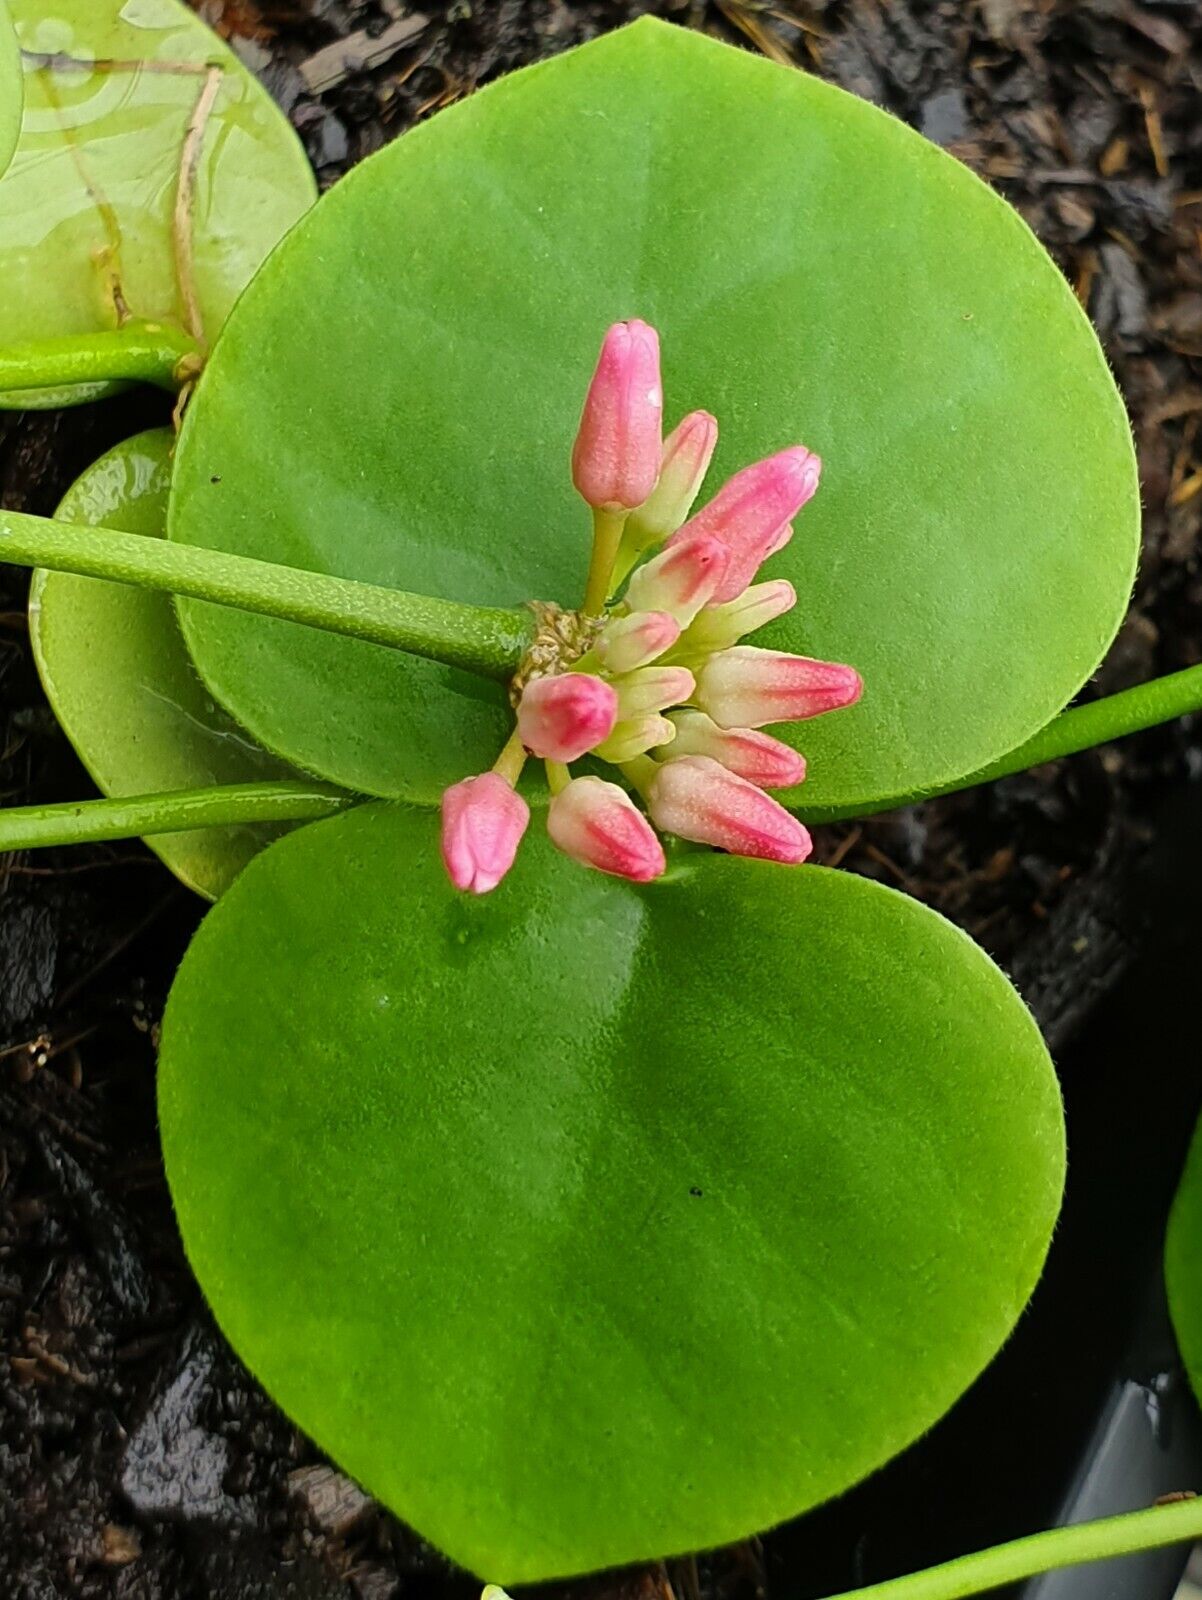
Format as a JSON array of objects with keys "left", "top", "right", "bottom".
[
  {"left": 0, "top": 324, "right": 200, "bottom": 397},
  {"left": 0, "top": 782, "right": 349, "bottom": 851},
  {"left": 491, "top": 728, "right": 527, "bottom": 786},
  {"left": 808, "top": 661, "right": 1202, "bottom": 823},
  {"left": 0, "top": 511, "right": 532, "bottom": 680},
  {"left": 583, "top": 508, "right": 628, "bottom": 615},
  {"left": 964, "top": 663, "right": 1202, "bottom": 788},
  {"left": 817, "top": 1498, "right": 1202, "bottom": 1600}
]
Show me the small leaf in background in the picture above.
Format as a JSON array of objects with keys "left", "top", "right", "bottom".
[
  {"left": 0, "top": 0, "right": 21, "bottom": 180},
  {"left": 1166, "top": 1117, "right": 1202, "bottom": 1415},
  {"left": 170, "top": 18, "right": 1137, "bottom": 816},
  {"left": 31, "top": 429, "right": 313, "bottom": 898},
  {"left": 0, "top": 0, "right": 316, "bottom": 407},
  {"left": 159, "top": 804, "right": 1065, "bottom": 1582}
]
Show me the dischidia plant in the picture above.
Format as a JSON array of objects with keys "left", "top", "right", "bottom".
[{"left": 6, "top": 5, "right": 1202, "bottom": 1596}]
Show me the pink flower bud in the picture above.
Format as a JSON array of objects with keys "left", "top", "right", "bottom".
[
  {"left": 595, "top": 610, "right": 681, "bottom": 674},
  {"left": 624, "top": 533, "right": 729, "bottom": 626},
  {"left": 571, "top": 320, "right": 663, "bottom": 511},
  {"left": 696, "top": 646, "right": 862, "bottom": 730},
  {"left": 670, "top": 447, "right": 821, "bottom": 602},
  {"left": 547, "top": 777, "right": 666, "bottom": 882},
  {"left": 517, "top": 674, "right": 618, "bottom": 762},
  {"left": 681, "top": 579, "right": 797, "bottom": 655},
  {"left": 648, "top": 755, "right": 812, "bottom": 865},
  {"left": 594, "top": 714, "right": 677, "bottom": 764},
  {"left": 612, "top": 665, "right": 695, "bottom": 719},
  {"left": 440, "top": 772, "right": 530, "bottom": 895},
  {"left": 666, "top": 710, "right": 806, "bottom": 788},
  {"left": 627, "top": 410, "right": 719, "bottom": 547}
]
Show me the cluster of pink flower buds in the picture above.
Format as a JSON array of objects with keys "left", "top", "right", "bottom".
[{"left": 439, "top": 319, "right": 862, "bottom": 895}]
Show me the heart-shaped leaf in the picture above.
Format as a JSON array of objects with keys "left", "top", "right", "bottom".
[
  {"left": 0, "top": 0, "right": 21, "bottom": 180},
  {"left": 1166, "top": 1119, "right": 1202, "bottom": 1413},
  {"left": 0, "top": 0, "right": 315, "bottom": 407},
  {"left": 159, "top": 805, "right": 1065, "bottom": 1581},
  {"left": 169, "top": 18, "right": 1136, "bottom": 817},
  {"left": 31, "top": 428, "right": 311, "bottom": 898}
]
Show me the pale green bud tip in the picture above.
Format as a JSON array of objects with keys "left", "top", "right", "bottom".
[
  {"left": 612, "top": 664, "right": 695, "bottom": 718},
  {"left": 628, "top": 408, "right": 719, "bottom": 547},
  {"left": 681, "top": 579, "right": 797, "bottom": 654},
  {"left": 594, "top": 714, "right": 677, "bottom": 764}
]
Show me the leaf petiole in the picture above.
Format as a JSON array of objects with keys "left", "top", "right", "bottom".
[
  {"left": 0, "top": 781, "right": 349, "bottom": 852},
  {"left": 0, "top": 323, "right": 200, "bottom": 397},
  {"left": 815, "top": 660, "right": 1202, "bottom": 822},
  {"left": 0, "top": 510, "right": 532, "bottom": 679},
  {"left": 814, "top": 1497, "right": 1202, "bottom": 1600}
]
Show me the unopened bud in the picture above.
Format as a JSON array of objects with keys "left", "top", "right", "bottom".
[
  {"left": 571, "top": 320, "right": 663, "bottom": 511},
  {"left": 517, "top": 674, "right": 618, "bottom": 762}
]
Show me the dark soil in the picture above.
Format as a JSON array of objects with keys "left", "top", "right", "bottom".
[{"left": 2, "top": 2, "right": 1202, "bottom": 1598}]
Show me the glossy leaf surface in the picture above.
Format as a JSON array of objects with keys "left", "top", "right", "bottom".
[
  {"left": 32, "top": 429, "right": 309, "bottom": 898},
  {"left": 0, "top": 0, "right": 20, "bottom": 180},
  {"left": 0, "top": 0, "right": 315, "bottom": 406},
  {"left": 170, "top": 18, "right": 1136, "bottom": 814},
  {"left": 160, "top": 804, "right": 1065, "bottom": 1581}
]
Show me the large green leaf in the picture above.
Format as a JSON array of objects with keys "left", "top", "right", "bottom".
[
  {"left": 0, "top": 0, "right": 315, "bottom": 407},
  {"left": 169, "top": 17, "right": 1136, "bottom": 817},
  {"left": 0, "top": 0, "right": 21, "bottom": 181},
  {"left": 1166, "top": 1120, "right": 1202, "bottom": 1413},
  {"left": 31, "top": 429, "right": 309, "bottom": 898},
  {"left": 159, "top": 804, "right": 1065, "bottom": 1581}
]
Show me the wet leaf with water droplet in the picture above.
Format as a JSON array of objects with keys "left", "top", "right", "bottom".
[{"left": 0, "top": 0, "right": 315, "bottom": 406}]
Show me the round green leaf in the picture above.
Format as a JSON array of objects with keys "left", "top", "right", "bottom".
[
  {"left": 0, "top": 0, "right": 316, "bottom": 408},
  {"left": 169, "top": 17, "right": 1136, "bottom": 816},
  {"left": 1166, "top": 1119, "right": 1202, "bottom": 1412},
  {"left": 31, "top": 429, "right": 311, "bottom": 899},
  {"left": 159, "top": 805, "right": 1065, "bottom": 1581},
  {"left": 0, "top": 0, "right": 21, "bottom": 181}
]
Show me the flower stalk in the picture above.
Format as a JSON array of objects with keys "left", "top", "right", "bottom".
[
  {"left": 0, "top": 781, "right": 348, "bottom": 851},
  {"left": 582, "top": 507, "right": 630, "bottom": 616},
  {"left": 0, "top": 509, "right": 533, "bottom": 679}
]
